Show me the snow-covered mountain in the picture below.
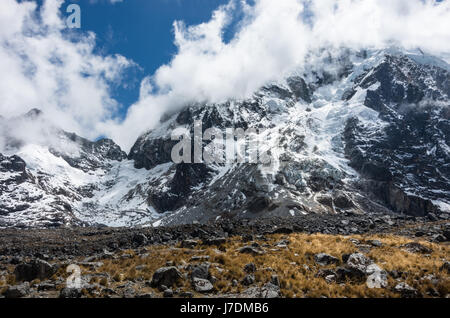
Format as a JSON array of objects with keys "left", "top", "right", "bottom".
[{"left": 1, "top": 48, "right": 449, "bottom": 228}]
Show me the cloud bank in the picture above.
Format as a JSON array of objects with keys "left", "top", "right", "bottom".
[
  {"left": 106, "top": 0, "right": 450, "bottom": 149},
  {"left": 0, "top": 0, "right": 449, "bottom": 152}
]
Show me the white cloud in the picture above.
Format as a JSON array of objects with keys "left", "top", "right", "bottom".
[
  {"left": 1, "top": 0, "right": 449, "bottom": 152},
  {"left": 106, "top": 0, "right": 450, "bottom": 150},
  {"left": 0, "top": 0, "right": 134, "bottom": 151}
]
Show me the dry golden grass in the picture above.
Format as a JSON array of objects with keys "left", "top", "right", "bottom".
[{"left": 58, "top": 233, "right": 450, "bottom": 298}]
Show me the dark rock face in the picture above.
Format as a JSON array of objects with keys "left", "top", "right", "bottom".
[
  {"left": 343, "top": 54, "right": 450, "bottom": 217},
  {"left": 151, "top": 164, "right": 213, "bottom": 213},
  {"left": 50, "top": 132, "right": 127, "bottom": 172},
  {"left": 129, "top": 134, "right": 177, "bottom": 170}
]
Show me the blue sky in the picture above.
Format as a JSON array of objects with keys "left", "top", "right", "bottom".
[{"left": 61, "top": 0, "right": 232, "bottom": 118}]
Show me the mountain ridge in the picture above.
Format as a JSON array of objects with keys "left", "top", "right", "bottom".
[{"left": 0, "top": 48, "right": 449, "bottom": 228}]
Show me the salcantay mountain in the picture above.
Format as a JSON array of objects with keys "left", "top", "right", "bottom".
[
  {"left": 1, "top": 48, "right": 449, "bottom": 228},
  {"left": 0, "top": 48, "right": 449, "bottom": 299}
]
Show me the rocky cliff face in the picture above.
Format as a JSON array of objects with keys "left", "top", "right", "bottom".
[
  {"left": 128, "top": 48, "right": 450, "bottom": 226},
  {"left": 0, "top": 48, "right": 449, "bottom": 228}
]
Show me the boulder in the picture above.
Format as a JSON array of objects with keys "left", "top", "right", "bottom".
[
  {"left": 5, "top": 282, "right": 30, "bottom": 298},
  {"left": 439, "top": 261, "right": 450, "bottom": 273},
  {"left": 242, "top": 275, "right": 255, "bottom": 286},
  {"left": 14, "top": 259, "right": 56, "bottom": 282},
  {"left": 346, "top": 253, "right": 373, "bottom": 272},
  {"left": 335, "top": 267, "right": 366, "bottom": 283},
  {"left": 394, "top": 283, "right": 418, "bottom": 298},
  {"left": 192, "top": 277, "right": 214, "bottom": 293},
  {"left": 190, "top": 263, "right": 211, "bottom": 280},
  {"left": 366, "top": 265, "right": 388, "bottom": 289},
  {"left": 401, "top": 242, "right": 433, "bottom": 254},
  {"left": 314, "top": 253, "right": 339, "bottom": 266},
  {"left": 150, "top": 267, "right": 183, "bottom": 288}
]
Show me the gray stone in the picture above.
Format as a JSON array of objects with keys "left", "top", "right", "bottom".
[
  {"left": 242, "top": 275, "right": 255, "bottom": 286},
  {"left": 314, "top": 253, "right": 339, "bottom": 266},
  {"left": 239, "top": 246, "right": 264, "bottom": 255},
  {"left": 241, "top": 283, "right": 281, "bottom": 298},
  {"left": 346, "top": 253, "right": 373, "bottom": 272},
  {"left": 270, "top": 275, "right": 280, "bottom": 287},
  {"left": 192, "top": 277, "right": 214, "bottom": 293},
  {"left": 5, "top": 282, "right": 30, "bottom": 298},
  {"left": 163, "top": 289, "right": 174, "bottom": 298},
  {"left": 203, "top": 237, "right": 226, "bottom": 246},
  {"left": 14, "top": 259, "right": 56, "bottom": 282},
  {"left": 368, "top": 240, "right": 383, "bottom": 247},
  {"left": 394, "top": 283, "right": 418, "bottom": 298},
  {"left": 401, "top": 242, "right": 433, "bottom": 254},
  {"left": 150, "top": 266, "right": 183, "bottom": 288},
  {"left": 366, "top": 265, "right": 388, "bottom": 289},
  {"left": 190, "top": 263, "right": 210, "bottom": 280}
]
